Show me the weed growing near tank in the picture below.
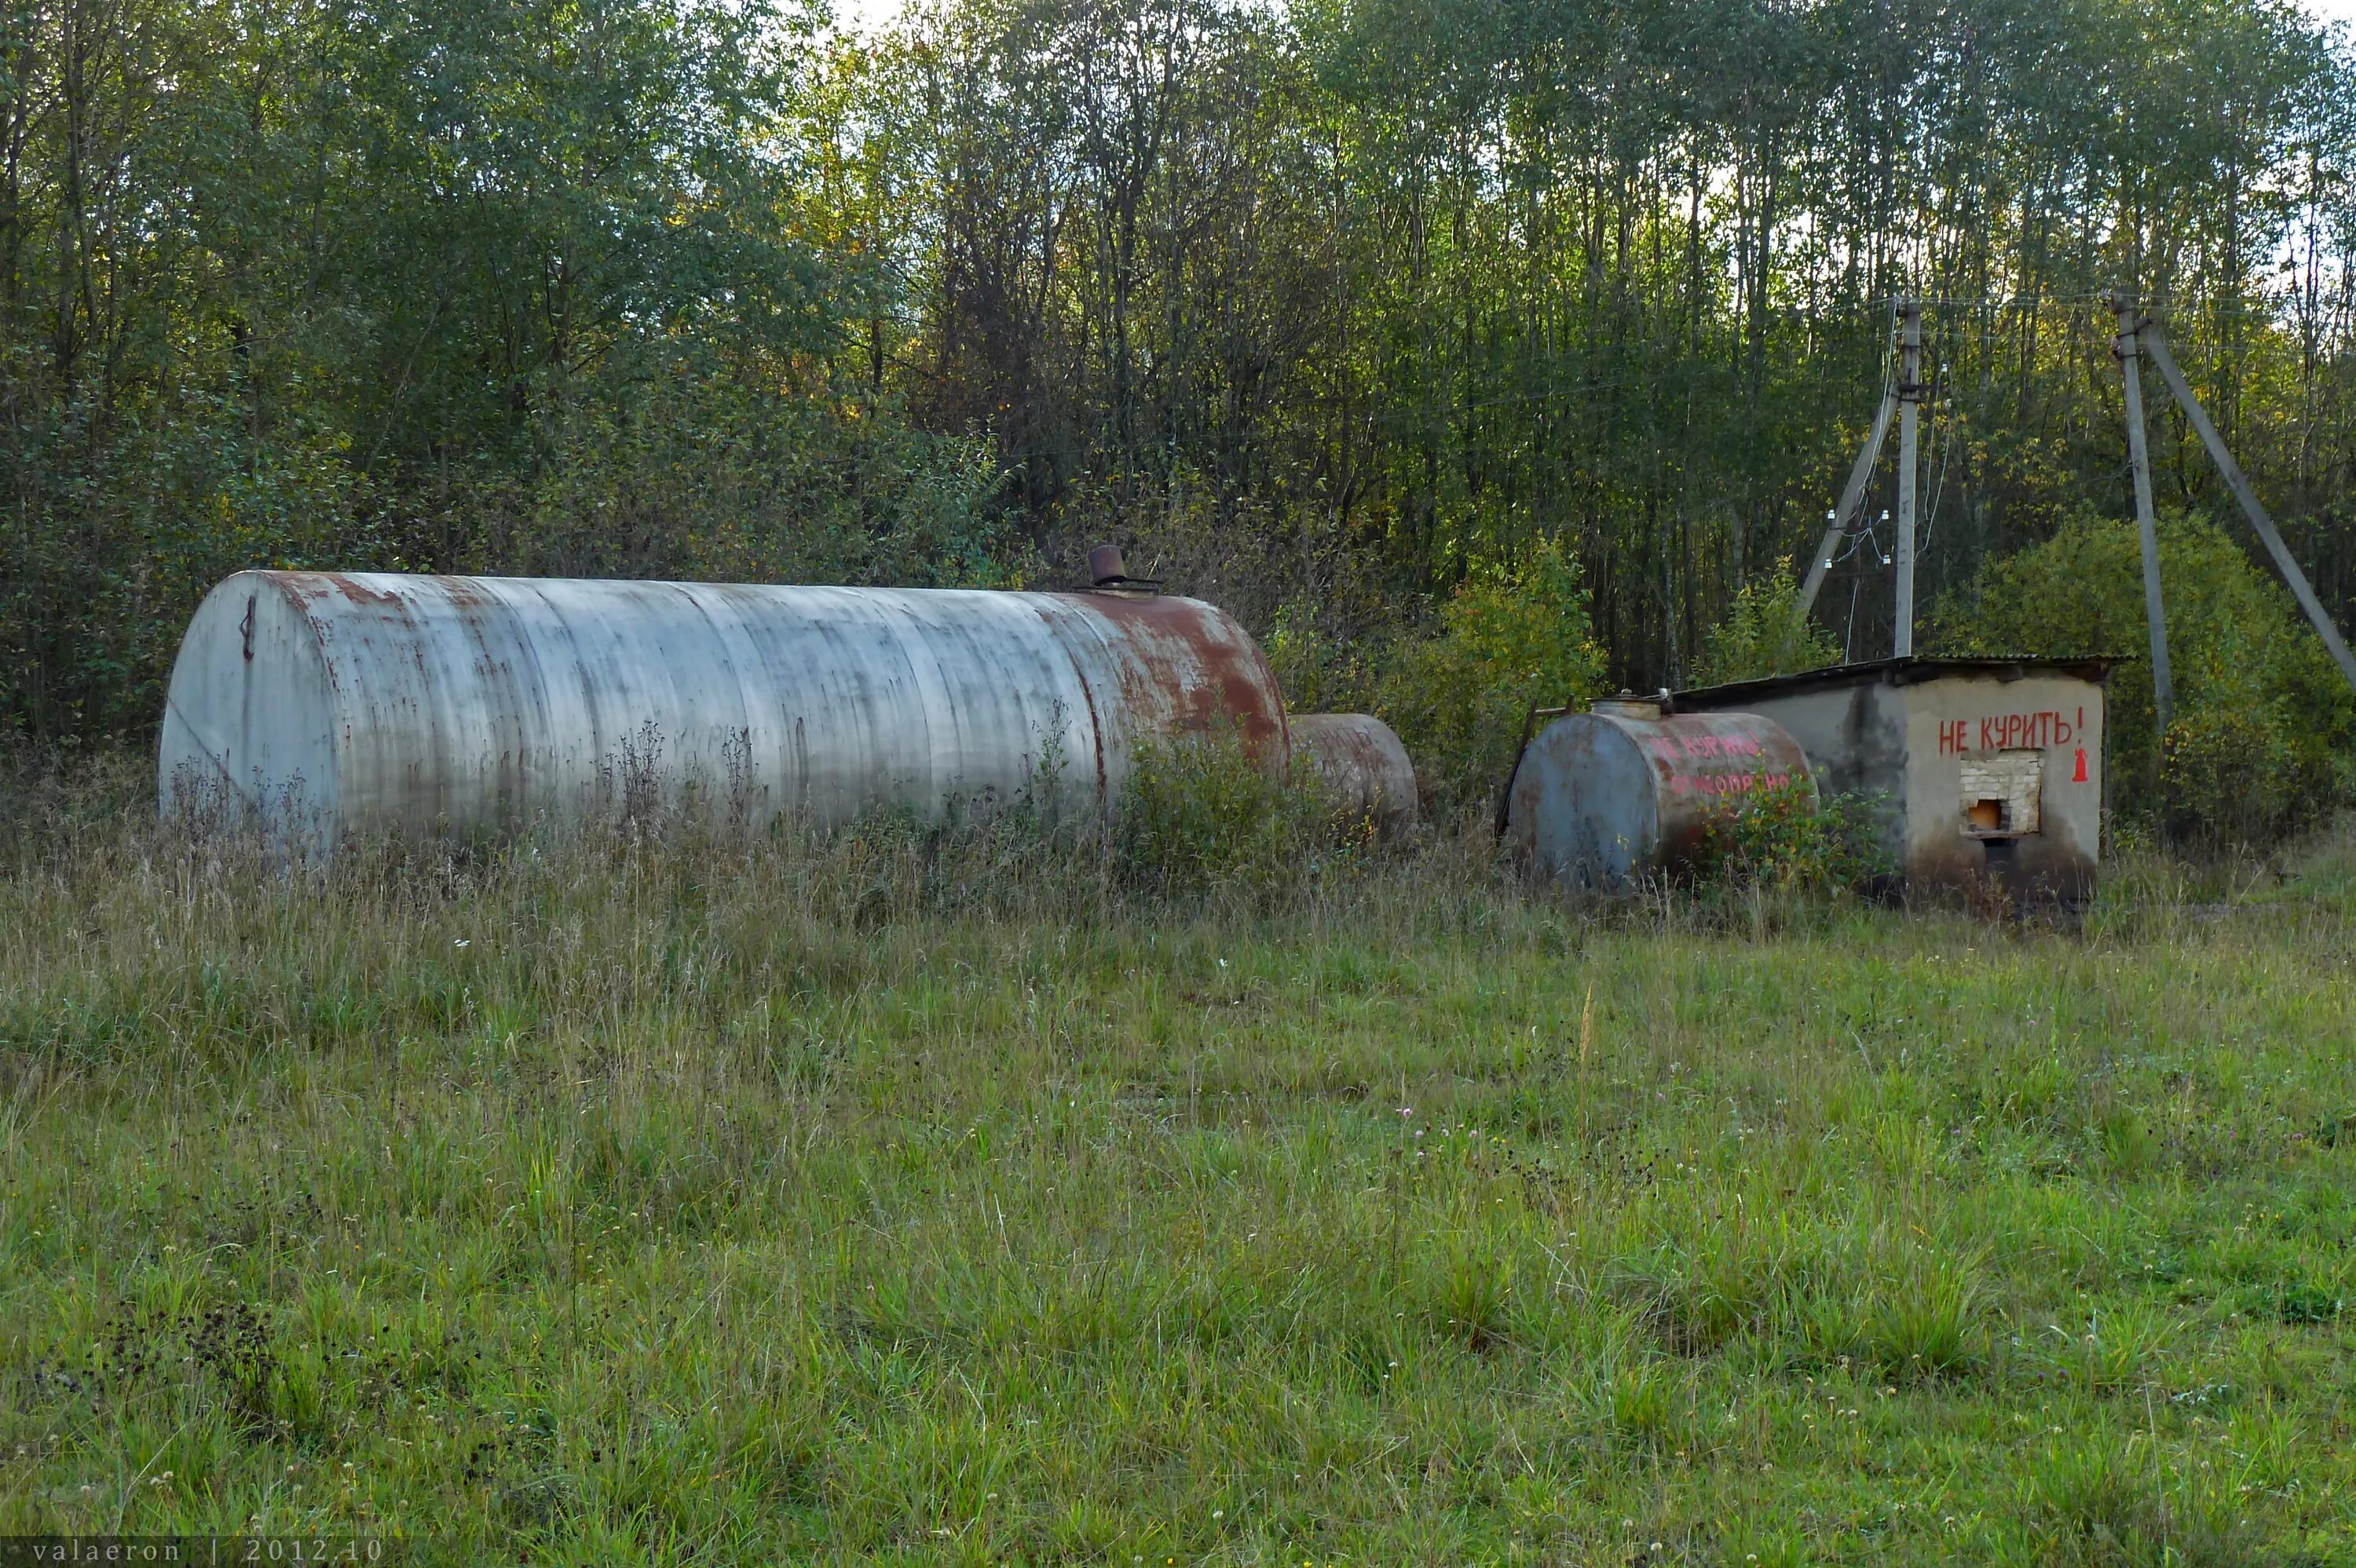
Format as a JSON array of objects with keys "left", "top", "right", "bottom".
[
  {"left": 1692, "top": 779, "right": 1897, "bottom": 894},
  {"left": 1, "top": 761, "right": 2353, "bottom": 1561},
  {"left": 1112, "top": 730, "right": 1369, "bottom": 903}
]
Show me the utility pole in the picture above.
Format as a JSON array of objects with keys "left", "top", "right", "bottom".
[
  {"left": 2109, "top": 293, "right": 2173, "bottom": 745},
  {"left": 2138, "top": 320, "right": 2356, "bottom": 700},
  {"left": 1893, "top": 300, "right": 1923, "bottom": 657}
]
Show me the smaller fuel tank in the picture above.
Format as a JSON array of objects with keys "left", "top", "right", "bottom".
[
  {"left": 1290, "top": 713, "right": 1418, "bottom": 836},
  {"left": 1503, "top": 697, "right": 1813, "bottom": 886}
]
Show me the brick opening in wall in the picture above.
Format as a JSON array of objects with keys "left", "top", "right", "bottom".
[{"left": 1959, "top": 751, "right": 2043, "bottom": 839}]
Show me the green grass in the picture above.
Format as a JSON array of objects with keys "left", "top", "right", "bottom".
[{"left": 2, "top": 768, "right": 2354, "bottom": 1563}]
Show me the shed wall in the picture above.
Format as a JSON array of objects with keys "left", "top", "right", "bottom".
[
  {"left": 1681, "top": 665, "right": 2105, "bottom": 903},
  {"left": 1900, "top": 674, "right": 2103, "bottom": 902}
]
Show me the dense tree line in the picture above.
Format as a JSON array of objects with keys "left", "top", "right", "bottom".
[{"left": 7, "top": 0, "right": 2356, "bottom": 748}]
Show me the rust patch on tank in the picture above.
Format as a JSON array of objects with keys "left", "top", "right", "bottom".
[
  {"left": 1070, "top": 660, "right": 1108, "bottom": 802},
  {"left": 1064, "top": 590, "right": 1290, "bottom": 763},
  {"left": 1624, "top": 711, "right": 1815, "bottom": 864},
  {"left": 313, "top": 571, "right": 407, "bottom": 607}
]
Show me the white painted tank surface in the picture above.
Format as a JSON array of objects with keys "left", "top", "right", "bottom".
[{"left": 159, "top": 571, "right": 1290, "bottom": 841}]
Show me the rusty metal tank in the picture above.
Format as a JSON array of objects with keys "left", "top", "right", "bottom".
[
  {"left": 1290, "top": 713, "right": 1418, "bottom": 836},
  {"left": 159, "top": 571, "right": 1289, "bottom": 842},
  {"left": 1502, "top": 696, "right": 1813, "bottom": 886}
]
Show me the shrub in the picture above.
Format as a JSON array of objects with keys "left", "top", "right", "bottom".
[
  {"left": 1372, "top": 541, "right": 1608, "bottom": 819},
  {"left": 1264, "top": 600, "right": 1377, "bottom": 717},
  {"left": 1931, "top": 510, "right": 2354, "bottom": 842},
  {"left": 1692, "top": 559, "right": 1839, "bottom": 685},
  {"left": 1111, "top": 730, "right": 1349, "bottom": 902},
  {"left": 1691, "top": 780, "right": 1895, "bottom": 894}
]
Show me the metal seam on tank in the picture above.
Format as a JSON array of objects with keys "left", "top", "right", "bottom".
[
  {"left": 306, "top": 573, "right": 368, "bottom": 810},
  {"left": 513, "top": 575, "right": 605, "bottom": 817},
  {"left": 900, "top": 595, "right": 1004, "bottom": 810},
  {"left": 403, "top": 577, "right": 455, "bottom": 828},
  {"left": 1055, "top": 596, "right": 1187, "bottom": 750},
  {"left": 700, "top": 580, "right": 795, "bottom": 817},
  {"left": 320, "top": 572, "right": 435, "bottom": 828},
  {"left": 620, "top": 579, "right": 707, "bottom": 800},
  {"left": 485, "top": 576, "right": 572, "bottom": 824},
  {"left": 657, "top": 576, "right": 753, "bottom": 804},
  {"left": 925, "top": 601, "right": 993, "bottom": 806},
  {"left": 871, "top": 589, "right": 958, "bottom": 810},
  {"left": 162, "top": 695, "right": 247, "bottom": 804},
  {"left": 488, "top": 576, "right": 561, "bottom": 819},
  {"left": 812, "top": 589, "right": 891, "bottom": 808},
  {"left": 445, "top": 573, "right": 528, "bottom": 818},
  {"left": 265, "top": 571, "right": 341, "bottom": 818},
  {"left": 1029, "top": 596, "right": 1109, "bottom": 806},
  {"left": 1064, "top": 601, "right": 1140, "bottom": 785},
  {"left": 675, "top": 581, "right": 779, "bottom": 822}
]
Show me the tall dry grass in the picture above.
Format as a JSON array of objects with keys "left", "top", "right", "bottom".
[{"left": 2, "top": 745, "right": 2351, "bottom": 1560}]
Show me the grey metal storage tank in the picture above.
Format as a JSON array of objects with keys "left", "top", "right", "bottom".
[
  {"left": 159, "top": 571, "right": 1290, "bottom": 842},
  {"left": 1502, "top": 696, "right": 1813, "bottom": 886},
  {"left": 1290, "top": 713, "right": 1418, "bottom": 836}
]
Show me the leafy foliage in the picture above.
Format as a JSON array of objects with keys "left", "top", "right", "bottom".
[
  {"left": 1692, "top": 780, "right": 1897, "bottom": 894},
  {"left": 1264, "top": 601, "right": 1376, "bottom": 718},
  {"left": 1933, "top": 511, "right": 2355, "bottom": 841},
  {"left": 1113, "top": 730, "right": 1356, "bottom": 903},
  {"left": 1371, "top": 543, "right": 1609, "bottom": 818},
  {"left": 0, "top": 0, "right": 996, "bottom": 738},
  {"left": 1693, "top": 563, "right": 1841, "bottom": 685}
]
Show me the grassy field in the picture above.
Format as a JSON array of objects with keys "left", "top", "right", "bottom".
[{"left": 2, "top": 769, "right": 2353, "bottom": 1564}]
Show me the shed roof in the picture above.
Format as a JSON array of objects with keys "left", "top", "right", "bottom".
[{"left": 1674, "top": 655, "right": 2120, "bottom": 710}]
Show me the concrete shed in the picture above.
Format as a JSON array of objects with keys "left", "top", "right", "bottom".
[{"left": 1674, "top": 657, "right": 2114, "bottom": 905}]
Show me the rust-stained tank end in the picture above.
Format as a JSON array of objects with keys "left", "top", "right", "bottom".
[
  {"left": 1291, "top": 713, "right": 1418, "bottom": 836},
  {"left": 1054, "top": 589, "right": 1291, "bottom": 764}
]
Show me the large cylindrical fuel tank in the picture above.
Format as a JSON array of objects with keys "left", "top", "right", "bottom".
[
  {"left": 1290, "top": 713, "right": 1418, "bottom": 836},
  {"left": 159, "top": 571, "right": 1289, "bottom": 841},
  {"left": 1502, "top": 697, "right": 1813, "bottom": 886}
]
